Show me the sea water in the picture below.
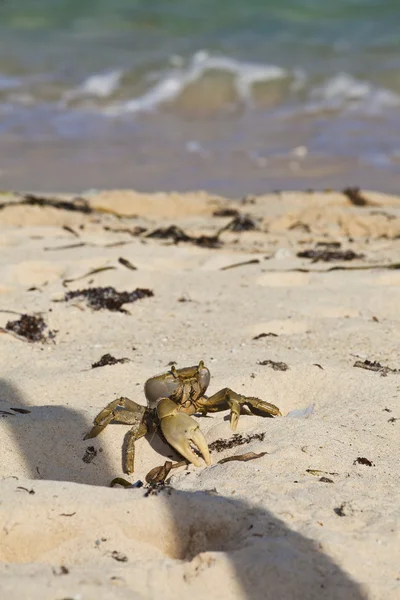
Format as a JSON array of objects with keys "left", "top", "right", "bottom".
[{"left": 0, "top": 0, "right": 399, "bottom": 194}]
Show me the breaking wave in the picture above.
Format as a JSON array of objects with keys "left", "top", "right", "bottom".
[
  {"left": 308, "top": 73, "right": 400, "bottom": 115},
  {"left": 100, "top": 51, "right": 296, "bottom": 115},
  {"left": 1, "top": 51, "right": 399, "bottom": 121}
]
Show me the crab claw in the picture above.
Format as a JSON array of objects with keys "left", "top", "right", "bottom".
[{"left": 157, "top": 398, "right": 211, "bottom": 467}]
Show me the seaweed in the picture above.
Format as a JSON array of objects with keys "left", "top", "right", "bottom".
[
  {"left": 342, "top": 187, "right": 372, "bottom": 206},
  {"left": 297, "top": 248, "right": 364, "bottom": 263},
  {"left": 194, "top": 234, "right": 221, "bottom": 248},
  {"left": 146, "top": 225, "right": 221, "bottom": 248},
  {"left": 353, "top": 359, "right": 399, "bottom": 377},
  {"left": 218, "top": 451, "right": 267, "bottom": 464},
  {"left": 111, "top": 551, "right": 128, "bottom": 562},
  {"left": 118, "top": 257, "right": 137, "bottom": 270},
  {"left": 220, "top": 214, "right": 258, "bottom": 232},
  {"left": 144, "top": 481, "right": 172, "bottom": 497},
  {"left": 147, "top": 225, "right": 192, "bottom": 243},
  {"left": 3, "top": 313, "right": 55, "bottom": 342},
  {"left": 52, "top": 566, "right": 69, "bottom": 576},
  {"left": 213, "top": 208, "right": 240, "bottom": 217},
  {"left": 16, "top": 486, "right": 35, "bottom": 494},
  {"left": 62, "top": 225, "right": 80, "bottom": 237},
  {"left": 257, "top": 359, "right": 289, "bottom": 371},
  {"left": 315, "top": 241, "right": 341, "bottom": 248},
  {"left": 91, "top": 354, "right": 130, "bottom": 369},
  {"left": 253, "top": 332, "right": 278, "bottom": 340},
  {"left": 64, "top": 286, "right": 154, "bottom": 312},
  {"left": 82, "top": 446, "right": 97, "bottom": 464},
  {"left": 306, "top": 469, "right": 338, "bottom": 477},
  {"left": 0, "top": 193, "right": 93, "bottom": 214},
  {"left": 334, "top": 503, "right": 347, "bottom": 517},
  {"left": 209, "top": 432, "right": 265, "bottom": 453},
  {"left": 353, "top": 457, "right": 374, "bottom": 466},
  {"left": 104, "top": 226, "right": 147, "bottom": 236}
]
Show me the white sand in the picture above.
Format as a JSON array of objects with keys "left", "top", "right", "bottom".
[{"left": 0, "top": 189, "right": 399, "bottom": 599}]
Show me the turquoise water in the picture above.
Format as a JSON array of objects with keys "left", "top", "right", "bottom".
[{"left": 1, "top": 1, "right": 400, "bottom": 194}]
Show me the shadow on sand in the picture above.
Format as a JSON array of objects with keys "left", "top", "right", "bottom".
[
  {"left": 0, "top": 378, "right": 366, "bottom": 599},
  {"left": 0, "top": 378, "right": 116, "bottom": 485}
]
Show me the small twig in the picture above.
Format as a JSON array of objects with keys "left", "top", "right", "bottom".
[
  {"left": 218, "top": 451, "right": 267, "bottom": 464},
  {"left": 44, "top": 242, "right": 88, "bottom": 251},
  {"left": 220, "top": 259, "right": 260, "bottom": 271},
  {"left": 264, "top": 263, "right": 400, "bottom": 274},
  {"left": 62, "top": 266, "right": 116, "bottom": 287}
]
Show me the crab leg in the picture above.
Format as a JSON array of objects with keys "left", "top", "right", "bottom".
[
  {"left": 125, "top": 421, "right": 148, "bottom": 474},
  {"left": 198, "top": 388, "right": 281, "bottom": 430},
  {"left": 157, "top": 398, "right": 211, "bottom": 467},
  {"left": 84, "top": 397, "right": 146, "bottom": 439},
  {"left": 84, "top": 397, "right": 148, "bottom": 473}
]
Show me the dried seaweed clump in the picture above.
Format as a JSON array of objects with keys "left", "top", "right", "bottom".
[
  {"left": 65, "top": 286, "right": 154, "bottom": 312},
  {"left": 146, "top": 225, "right": 221, "bottom": 248},
  {"left": 147, "top": 225, "right": 192, "bottom": 243},
  {"left": 6, "top": 314, "right": 55, "bottom": 342},
  {"left": 257, "top": 359, "right": 289, "bottom": 371},
  {"left": 353, "top": 359, "right": 399, "bottom": 377},
  {"left": 297, "top": 249, "right": 364, "bottom": 263},
  {"left": 209, "top": 432, "right": 265, "bottom": 452},
  {"left": 223, "top": 214, "right": 258, "bottom": 232},
  {"left": 92, "top": 354, "right": 130, "bottom": 368}
]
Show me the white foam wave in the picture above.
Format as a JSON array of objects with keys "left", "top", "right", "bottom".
[
  {"left": 104, "top": 51, "right": 292, "bottom": 116},
  {"left": 63, "top": 69, "right": 124, "bottom": 103},
  {"left": 309, "top": 73, "right": 400, "bottom": 114}
]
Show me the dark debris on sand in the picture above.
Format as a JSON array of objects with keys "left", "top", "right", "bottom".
[
  {"left": 220, "top": 214, "right": 258, "bottom": 232},
  {"left": 297, "top": 248, "right": 364, "bottom": 263},
  {"left": 146, "top": 225, "right": 221, "bottom": 248},
  {"left": 209, "top": 432, "right": 266, "bottom": 453},
  {"left": 91, "top": 354, "right": 131, "bottom": 369},
  {"left": 0, "top": 193, "right": 93, "bottom": 214},
  {"left": 353, "top": 457, "right": 375, "bottom": 467},
  {"left": 353, "top": 359, "right": 399, "bottom": 377},
  {"left": 342, "top": 187, "right": 372, "bottom": 207},
  {"left": 253, "top": 332, "right": 279, "bottom": 340},
  {"left": 212, "top": 208, "right": 240, "bottom": 218},
  {"left": 257, "top": 359, "right": 289, "bottom": 371},
  {"left": 5, "top": 314, "right": 56, "bottom": 342},
  {"left": 64, "top": 286, "right": 154, "bottom": 312}
]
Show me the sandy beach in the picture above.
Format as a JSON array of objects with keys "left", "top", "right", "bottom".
[{"left": 0, "top": 188, "right": 399, "bottom": 599}]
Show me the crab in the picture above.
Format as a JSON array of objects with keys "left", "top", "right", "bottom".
[{"left": 85, "top": 361, "right": 281, "bottom": 473}]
